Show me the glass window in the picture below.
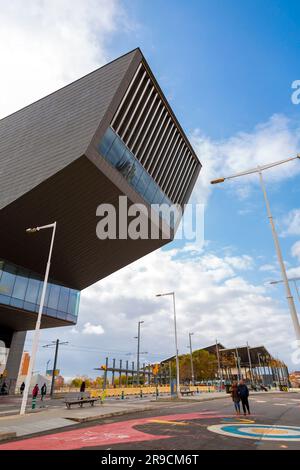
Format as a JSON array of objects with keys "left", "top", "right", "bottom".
[
  {"left": 152, "top": 186, "right": 165, "bottom": 205},
  {"left": 24, "top": 301, "right": 36, "bottom": 313},
  {"left": 135, "top": 169, "right": 150, "bottom": 197},
  {"left": 25, "top": 276, "right": 40, "bottom": 304},
  {"left": 10, "top": 297, "right": 23, "bottom": 309},
  {"left": 115, "top": 150, "right": 136, "bottom": 182},
  {"left": 129, "top": 156, "right": 144, "bottom": 188},
  {"left": 68, "top": 289, "right": 80, "bottom": 316},
  {"left": 47, "top": 284, "right": 61, "bottom": 310},
  {"left": 12, "top": 269, "right": 29, "bottom": 300},
  {"left": 143, "top": 179, "right": 158, "bottom": 205},
  {"left": 98, "top": 127, "right": 116, "bottom": 157},
  {"left": 106, "top": 135, "right": 126, "bottom": 167},
  {"left": 0, "top": 262, "right": 17, "bottom": 296},
  {"left": 57, "top": 287, "right": 69, "bottom": 313},
  {"left": 0, "top": 259, "right": 80, "bottom": 323},
  {"left": 0, "top": 294, "right": 10, "bottom": 306}
]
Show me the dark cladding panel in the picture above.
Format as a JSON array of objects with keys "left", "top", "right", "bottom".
[{"left": 0, "top": 50, "right": 138, "bottom": 211}]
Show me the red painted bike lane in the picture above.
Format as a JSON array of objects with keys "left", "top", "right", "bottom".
[{"left": 0, "top": 411, "right": 228, "bottom": 450}]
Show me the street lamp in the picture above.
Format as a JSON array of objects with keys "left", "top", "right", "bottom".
[
  {"left": 136, "top": 321, "right": 144, "bottom": 386},
  {"left": 188, "top": 332, "right": 195, "bottom": 386},
  {"left": 270, "top": 277, "right": 300, "bottom": 303},
  {"left": 211, "top": 155, "right": 300, "bottom": 341},
  {"left": 156, "top": 292, "right": 181, "bottom": 398},
  {"left": 20, "top": 222, "right": 57, "bottom": 415}
]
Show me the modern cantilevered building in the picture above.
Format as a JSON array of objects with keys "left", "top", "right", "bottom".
[{"left": 0, "top": 48, "right": 201, "bottom": 390}]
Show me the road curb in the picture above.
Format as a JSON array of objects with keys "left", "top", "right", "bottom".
[
  {"left": 65, "top": 406, "right": 156, "bottom": 423},
  {"left": 0, "top": 432, "right": 17, "bottom": 441}
]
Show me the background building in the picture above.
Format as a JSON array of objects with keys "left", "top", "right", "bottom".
[{"left": 0, "top": 48, "right": 201, "bottom": 392}]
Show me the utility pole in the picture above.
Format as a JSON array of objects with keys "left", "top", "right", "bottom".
[
  {"left": 188, "top": 333, "right": 195, "bottom": 385},
  {"left": 215, "top": 340, "right": 223, "bottom": 390},
  {"left": 246, "top": 343, "right": 254, "bottom": 384},
  {"left": 43, "top": 339, "right": 68, "bottom": 397},
  {"left": 135, "top": 321, "right": 144, "bottom": 386}
]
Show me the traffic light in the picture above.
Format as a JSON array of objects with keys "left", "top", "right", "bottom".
[
  {"left": 152, "top": 364, "right": 159, "bottom": 376},
  {"left": 100, "top": 365, "right": 107, "bottom": 371}
]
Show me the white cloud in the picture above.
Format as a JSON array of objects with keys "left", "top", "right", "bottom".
[
  {"left": 281, "top": 209, "right": 300, "bottom": 237},
  {"left": 291, "top": 241, "right": 300, "bottom": 261},
  {"left": 259, "top": 264, "right": 277, "bottom": 272},
  {"left": 0, "top": 0, "right": 128, "bottom": 118},
  {"left": 82, "top": 322, "right": 105, "bottom": 335},
  {"left": 191, "top": 114, "right": 300, "bottom": 204}
]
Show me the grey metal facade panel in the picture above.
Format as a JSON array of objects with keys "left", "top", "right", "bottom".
[{"left": 0, "top": 49, "right": 138, "bottom": 210}]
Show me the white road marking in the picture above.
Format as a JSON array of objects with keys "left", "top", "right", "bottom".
[
  {"left": 255, "top": 400, "right": 266, "bottom": 403},
  {"left": 273, "top": 403, "right": 287, "bottom": 406}
]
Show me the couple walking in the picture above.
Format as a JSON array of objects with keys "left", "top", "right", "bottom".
[{"left": 231, "top": 379, "right": 250, "bottom": 416}]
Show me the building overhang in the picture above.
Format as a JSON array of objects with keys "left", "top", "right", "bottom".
[
  {"left": 0, "top": 303, "right": 73, "bottom": 333},
  {"left": 0, "top": 155, "right": 170, "bottom": 290}
]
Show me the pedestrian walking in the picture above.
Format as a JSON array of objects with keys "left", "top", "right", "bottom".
[
  {"left": 80, "top": 380, "right": 86, "bottom": 393},
  {"left": 31, "top": 383, "right": 39, "bottom": 409},
  {"left": 238, "top": 379, "right": 250, "bottom": 415},
  {"left": 41, "top": 383, "right": 47, "bottom": 401},
  {"left": 32, "top": 383, "right": 39, "bottom": 399},
  {"left": 20, "top": 381, "right": 25, "bottom": 395},
  {"left": 231, "top": 380, "right": 241, "bottom": 415}
]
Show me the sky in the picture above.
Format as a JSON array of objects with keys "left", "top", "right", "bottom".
[{"left": 1, "top": 0, "right": 300, "bottom": 378}]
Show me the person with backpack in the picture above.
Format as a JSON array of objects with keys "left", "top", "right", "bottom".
[{"left": 238, "top": 379, "right": 250, "bottom": 415}]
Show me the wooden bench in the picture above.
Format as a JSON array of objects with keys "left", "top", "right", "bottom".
[
  {"left": 180, "top": 387, "right": 195, "bottom": 396},
  {"left": 64, "top": 392, "right": 98, "bottom": 409}
]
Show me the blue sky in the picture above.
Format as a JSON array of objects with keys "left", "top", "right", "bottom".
[{"left": 1, "top": 0, "right": 300, "bottom": 376}]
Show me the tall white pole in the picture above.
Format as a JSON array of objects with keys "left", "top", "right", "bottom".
[
  {"left": 156, "top": 292, "right": 181, "bottom": 398},
  {"left": 172, "top": 293, "right": 181, "bottom": 398},
  {"left": 246, "top": 342, "right": 254, "bottom": 384},
  {"left": 20, "top": 222, "right": 57, "bottom": 415},
  {"left": 257, "top": 353, "right": 264, "bottom": 386},
  {"left": 215, "top": 340, "right": 223, "bottom": 390},
  {"left": 189, "top": 333, "right": 195, "bottom": 386},
  {"left": 258, "top": 171, "right": 300, "bottom": 341}
]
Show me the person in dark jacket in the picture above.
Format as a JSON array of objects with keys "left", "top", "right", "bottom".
[
  {"left": 231, "top": 380, "right": 240, "bottom": 415},
  {"left": 20, "top": 382, "right": 25, "bottom": 395},
  {"left": 40, "top": 383, "right": 47, "bottom": 401},
  {"left": 238, "top": 379, "right": 250, "bottom": 415},
  {"left": 80, "top": 380, "right": 86, "bottom": 393}
]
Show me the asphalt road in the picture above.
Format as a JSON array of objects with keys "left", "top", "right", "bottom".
[{"left": 1, "top": 393, "right": 300, "bottom": 450}]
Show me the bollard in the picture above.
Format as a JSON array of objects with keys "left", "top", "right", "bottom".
[
  {"left": 140, "top": 389, "right": 143, "bottom": 399},
  {"left": 197, "top": 387, "right": 199, "bottom": 394},
  {"left": 121, "top": 390, "right": 124, "bottom": 400},
  {"left": 32, "top": 397, "right": 36, "bottom": 409}
]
